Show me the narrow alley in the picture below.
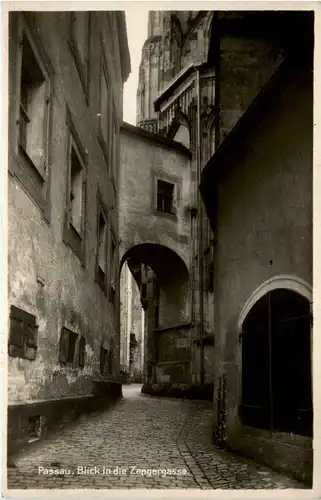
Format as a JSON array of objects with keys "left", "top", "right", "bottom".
[
  {"left": 6, "top": 10, "right": 314, "bottom": 492},
  {"left": 7, "top": 386, "right": 304, "bottom": 490}
]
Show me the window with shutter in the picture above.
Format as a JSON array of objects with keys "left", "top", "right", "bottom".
[
  {"left": 63, "top": 108, "right": 87, "bottom": 264},
  {"left": 59, "top": 327, "right": 78, "bottom": 365},
  {"left": 10, "top": 14, "right": 53, "bottom": 221},
  {"left": 59, "top": 327, "right": 70, "bottom": 364},
  {"left": 8, "top": 306, "right": 38, "bottom": 360},
  {"left": 95, "top": 191, "right": 108, "bottom": 294}
]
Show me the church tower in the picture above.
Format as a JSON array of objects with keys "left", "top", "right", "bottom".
[
  {"left": 136, "top": 11, "right": 214, "bottom": 132},
  {"left": 136, "top": 11, "right": 183, "bottom": 130}
]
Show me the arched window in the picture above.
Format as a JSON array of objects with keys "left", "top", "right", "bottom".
[{"left": 241, "top": 288, "right": 312, "bottom": 437}]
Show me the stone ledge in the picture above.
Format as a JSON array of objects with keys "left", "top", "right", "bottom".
[{"left": 7, "top": 383, "right": 122, "bottom": 458}]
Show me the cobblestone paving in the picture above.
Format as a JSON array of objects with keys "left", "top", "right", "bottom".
[{"left": 7, "top": 385, "right": 305, "bottom": 490}]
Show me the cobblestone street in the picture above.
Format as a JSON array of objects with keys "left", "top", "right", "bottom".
[{"left": 7, "top": 385, "right": 305, "bottom": 490}]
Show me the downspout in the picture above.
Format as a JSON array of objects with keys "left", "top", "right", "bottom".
[{"left": 196, "top": 67, "right": 205, "bottom": 387}]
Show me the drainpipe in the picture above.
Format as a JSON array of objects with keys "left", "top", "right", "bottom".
[{"left": 196, "top": 67, "right": 205, "bottom": 387}]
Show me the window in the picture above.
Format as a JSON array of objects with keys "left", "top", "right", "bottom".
[
  {"left": 63, "top": 109, "right": 87, "bottom": 264},
  {"left": 240, "top": 289, "right": 312, "bottom": 437},
  {"left": 69, "top": 12, "right": 90, "bottom": 98},
  {"left": 157, "top": 180, "right": 175, "bottom": 214},
  {"left": 100, "top": 346, "right": 114, "bottom": 377},
  {"left": 10, "top": 14, "right": 52, "bottom": 220},
  {"left": 59, "top": 327, "right": 78, "bottom": 365},
  {"left": 69, "top": 144, "right": 84, "bottom": 235},
  {"left": 28, "top": 415, "right": 43, "bottom": 442},
  {"left": 96, "top": 195, "right": 108, "bottom": 293},
  {"left": 8, "top": 305, "right": 38, "bottom": 360},
  {"left": 100, "top": 347, "right": 109, "bottom": 376},
  {"left": 19, "top": 34, "right": 48, "bottom": 179},
  {"left": 98, "top": 57, "right": 111, "bottom": 165}
]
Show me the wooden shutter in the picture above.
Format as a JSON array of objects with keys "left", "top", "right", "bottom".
[
  {"left": 59, "top": 327, "right": 70, "bottom": 364},
  {"left": 9, "top": 306, "right": 38, "bottom": 359},
  {"left": 9, "top": 317, "right": 25, "bottom": 348}
]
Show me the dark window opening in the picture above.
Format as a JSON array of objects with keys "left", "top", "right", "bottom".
[
  {"left": 28, "top": 415, "right": 42, "bottom": 441},
  {"left": 100, "top": 347, "right": 109, "bottom": 376},
  {"left": 241, "top": 289, "right": 312, "bottom": 437},
  {"left": 8, "top": 305, "right": 38, "bottom": 360},
  {"left": 67, "top": 331, "right": 78, "bottom": 364},
  {"left": 157, "top": 180, "right": 174, "bottom": 214},
  {"left": 59, "top": 327, "right": 78, "bottom": 365}
]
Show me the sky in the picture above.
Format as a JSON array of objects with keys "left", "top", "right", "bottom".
[{"left": 123, "top": 7, "right": 149, "bottom": 125}]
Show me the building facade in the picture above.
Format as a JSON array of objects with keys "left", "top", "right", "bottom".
[
  {"left": 7, "top": 11, "right": 130, "bottom": 453},
  {"left": 118, "top": 9, "right": 313, "bottom": 481},
  {"left": 120, "top": 11, "right": 289, "bottom": 395},
  {"left": 200, "top": 13, "right": 313, "bottom": 484}
]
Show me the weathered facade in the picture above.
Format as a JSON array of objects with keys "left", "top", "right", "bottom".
[
  {"left": 200, "top": 15, "right": 313, "bottom": 483},
  {"left": 7, "top": 11, "right": 130, "bottom": 453}
]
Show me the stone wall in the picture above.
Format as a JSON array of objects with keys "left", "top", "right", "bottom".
[
  {"left": 212, "top": 68, "right": 313, "bottom": 482},
  {"left": 119, "top": 124, "right": 192, "bottom": 272}
]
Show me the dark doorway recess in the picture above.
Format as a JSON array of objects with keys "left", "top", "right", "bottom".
[{"left": 240, "top": 288, "right": 312, "bottom": 437}]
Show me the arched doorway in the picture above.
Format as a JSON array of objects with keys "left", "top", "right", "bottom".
[
  {"left": 240, "top": 288, "right": 312, "bottom": 437},
  {"left": 119, "top": 243, "right": 190, "bottom": 386}
]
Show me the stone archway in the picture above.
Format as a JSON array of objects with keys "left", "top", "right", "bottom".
[
  {"left": 119, "top": 243, "right": 191, "bottom": 386},
  {"left": 237, "top": 275, "right": 312, "bottom": 330}
]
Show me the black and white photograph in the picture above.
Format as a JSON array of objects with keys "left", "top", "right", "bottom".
[{"left": 4, "top": 3, "right": 317, "bottom": 495}]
